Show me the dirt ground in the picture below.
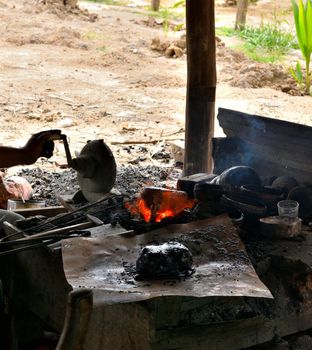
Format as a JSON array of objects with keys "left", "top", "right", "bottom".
[{"left": 1, "top": 0, "right": 311, "bottom": 176}]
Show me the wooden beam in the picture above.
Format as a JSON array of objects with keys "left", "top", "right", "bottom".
[
  {"left": 152, "top": 310, "right": 312, "bottom": 350},
  {"left": 13, "top": 205, "right": 68, "bottom": 218},
  {"left": 184, "top": 0, "right": 216, "bottom": 175}
]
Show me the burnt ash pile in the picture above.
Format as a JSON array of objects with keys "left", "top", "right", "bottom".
[
  {"left": 115, "top": 164, "right": 182, "bottom": 197},
  {"left": 17, "top": 168, "right": 80, "bottom": 206},
  {"left": 16, "top": 165, "right": 182, "bottom": 206},
  {"left": 135, "top": 242, "right": 194, "bottom": 280}
]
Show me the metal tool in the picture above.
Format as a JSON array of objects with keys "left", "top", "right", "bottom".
[
  {"left": 60, "top": 134, "right": 117, "bottom": 203},
  {"left": 19, "top": 214, "right": 102, "bottom": 241}
]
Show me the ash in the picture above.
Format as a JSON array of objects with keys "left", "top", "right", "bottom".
[
  {"left": 17, "top": 168, "right": 80, "bottom": 206},
  {"left": 16, "top": 165, "right": 182, "bottom": 206},
  {"left": 115, "top": 164, "right": 182, "bottom": 196}
]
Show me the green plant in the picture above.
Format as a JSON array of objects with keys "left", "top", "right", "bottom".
[
  {"left": 216, "top": 23, "right": 297, "bottom": 63},
  {"left": 289, "top": 61, "right": 304, "bottom": 88},
  {"left": 240, "top": 22, "right": 297, "bottom": 55},
  {"left": 291, "top": 0, "right": 312, "bottom": 94},
  {"left": 172, "top": 0, "right": 185, "bottom": 8},
  {"left": 159, "top": 7, "right": 171, "bottom": 32}
]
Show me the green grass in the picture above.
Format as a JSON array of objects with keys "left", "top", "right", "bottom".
[
  {"left": 216, "top": 26, "right": 237, "bottom": 37},
  {"left": 238, "top": 44, "right": 288, "bottom": 63},
  {"left": 241, "top": 23, "right": 298, "bottom": 53},
  {"left": 217, "top": 22, "right": 298, "bottom": 63}
]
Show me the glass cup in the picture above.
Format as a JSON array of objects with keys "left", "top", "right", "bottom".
[{"left": 277, "top": 200, "right": 299, "bottom": 218}]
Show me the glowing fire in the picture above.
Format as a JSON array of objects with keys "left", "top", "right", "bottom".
[{"left": 125, "top": 188, "right": 195, "bottom": 223}]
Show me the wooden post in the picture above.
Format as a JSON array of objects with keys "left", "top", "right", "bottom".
[{"left": 184, "top": 0, "right": 216, "bottom": 176}]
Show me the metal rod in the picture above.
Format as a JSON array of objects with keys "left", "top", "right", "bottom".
[
  {"left": 61, "top": 134, "right": 74, "bottom": 168},
  {"left": 1, "top": 195, "right": 121, "bottom": 240}
]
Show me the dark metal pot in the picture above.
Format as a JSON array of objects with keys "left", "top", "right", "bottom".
[
  {"left": 220, "top": 193, "right": 267, "bottom": 222},
  {"left": 240, "top": 185, "right": 284, "bottom": 215}
]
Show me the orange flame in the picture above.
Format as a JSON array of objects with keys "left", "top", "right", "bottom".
[
  {"left": 138, "top": 198, "right": 151, "bottom": 222},
  {"left": 125, "top": 189, "right": 195, "bottom": 223},
  {"left": 155, "top": 209, "right": 175, "bottom": 223}
]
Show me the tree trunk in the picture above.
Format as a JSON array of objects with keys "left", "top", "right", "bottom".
[
  {"left": 184, "top": 0, "right": 216, "bottom": 175},
  {"left": 151, "top": 0, "right": 160, "bottom": 11},
  {"left": 235, "top": 0, "right": 249, "bottom": 30}
]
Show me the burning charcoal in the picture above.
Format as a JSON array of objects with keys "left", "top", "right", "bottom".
[
  {"left": 125, "top": 187, "right": 194, "bottom": 224},
  {"left": 140, "top": 187, "right": 194, "bottom": 222},
  {"left": 136, "top": 242, "right": 194, "bottom": 279}
]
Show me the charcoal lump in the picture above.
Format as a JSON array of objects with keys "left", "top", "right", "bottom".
[{"left": 136, "top": 241, "right": 194, "bottom": 279}]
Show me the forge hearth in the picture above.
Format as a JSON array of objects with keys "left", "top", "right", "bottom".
[
  {"left": 6, "top": 108, "right": 312, "bottom": 350},
  {"left": 60, "top": 211, "right": 312, "bottom": 350}
]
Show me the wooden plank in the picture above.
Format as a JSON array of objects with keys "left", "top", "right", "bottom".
[
  {"left": 13, "top": 206, "right": 68, "bottom": 218},
  {"left": 151, "top": 310, "right": 312, "bottom": 350},
  {"left": 184, "top": 0, "right": 216, "bottom": 175},
  {"left": 84, "top": 302, "right": 152, "bottom": 350}
]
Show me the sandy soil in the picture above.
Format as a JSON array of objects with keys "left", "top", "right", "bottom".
[{"left": 0, "top": 0, "right": 311, "bottom": 174}]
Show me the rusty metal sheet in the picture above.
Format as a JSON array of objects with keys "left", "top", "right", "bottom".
[{"left": 62, "top": 215, "right": 273, "bottom": 304}]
